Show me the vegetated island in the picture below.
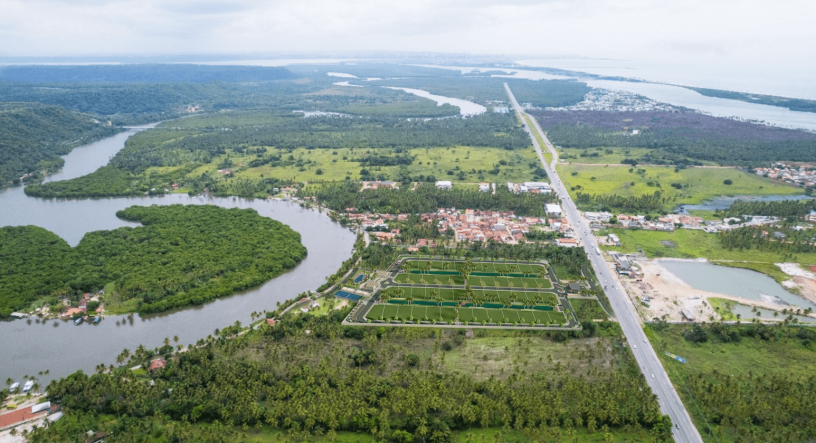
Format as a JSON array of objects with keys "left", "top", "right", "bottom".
[{"left": 0, "top": 204, "right": 307, "bottom": 318}]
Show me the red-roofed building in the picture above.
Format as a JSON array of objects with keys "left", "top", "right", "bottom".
[
  {"left": 149, "top": 358, "right": 167, "bottom": 371},
  {"left": 266, "top": 318, "right": 277, "bottom": 327}
]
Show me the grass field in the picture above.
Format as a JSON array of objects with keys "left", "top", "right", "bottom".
[
  {"left": 381, "top": 286, "right": 559, "bottom": 306},
  {"left": 397, "top": 260, "right": 553, "bottom": 289},
  {"left": 156, "top": 145, "right": 544, "bottom": 185},
  {"left": 602, "top": 228, "right": 816, "bottom": 281},
  {"left": 367, "top": 303, "right": 566, "bottom": 325},
  {"left": 558, "top": 164, "right": 802, "bottom": 210},
  {"left": 394, "top": 272, "right": 552, "bottom": 289}
]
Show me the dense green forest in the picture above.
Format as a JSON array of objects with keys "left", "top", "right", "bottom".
[
  {"left": 647, "top": 321, "right": 816, "bottom": 441},
  {"left": 29, "top": 311, "right": 673, "bottom": 443},
  {"left": 307, "top": 181, "right": 556, "bottom": 216},
  {"left": 0, "top": 102, "right": 121, "bottom": 184},
  {"left": 369, "top": 76, "right": 591, "bottom": 108},
  {"left": 535, "top": 110, "right": 816, "bottom": 164},
  {"left": 0, "top": 205, "right": 306, "bottom": 317},
  {"left": 686, "top": 87, "right": 816, "bottom": 114},
  {"left": 0, "top": 64, "right": 294, "bottom": 83}
]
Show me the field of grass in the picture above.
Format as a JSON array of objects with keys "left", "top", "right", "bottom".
[
  {"left": 153, "top": 145, "right": 544, "bottom": 185},
  {"left": 645, "top": 323, "right": 816, "bottom": 441},
  {"left": 558, "top": 164, "right": 802, "bottom": 210},
  {"left": 602, "top": 228, "right": 816, "bottom": 281},
  {"left": 366, "top": 303, "right": 566, "bottom": 325},
  {"left": 394, "top": 272, "right": 552, "bottom": 289},
  {"left": 381, "top": 285, "right": 559, "bottom": 306}
]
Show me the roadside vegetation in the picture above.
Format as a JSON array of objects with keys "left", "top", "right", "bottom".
[{"left": 645, "top": 321, "right": 816, "bottom": 442}]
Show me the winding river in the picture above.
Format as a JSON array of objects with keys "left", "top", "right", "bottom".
[{"left": 0, "top": 127, "right": 357, "bottom": 385}]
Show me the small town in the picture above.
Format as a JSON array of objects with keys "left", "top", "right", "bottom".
[{"left": 754, "top": 163, "right": 816, "bottom": 188}]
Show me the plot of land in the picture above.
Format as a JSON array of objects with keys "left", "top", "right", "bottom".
[
  {"left": 558, "top": 164, "right": 801, "bottom": 210},
  {"left": 367, "top": 304, "right": 566, "bottom": 325}
]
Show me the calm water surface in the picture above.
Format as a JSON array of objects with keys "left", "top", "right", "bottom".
[
  {"left": 0, "top": 129, "right": 356, "bottom": 385},
  {"left": 676, "top": 194, "right": 814, "bottom": 213},
  {"left": 661, "top": 260, "right": 816, "bottom": 310}
]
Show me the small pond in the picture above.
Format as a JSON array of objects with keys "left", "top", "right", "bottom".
[{"left": 661, "top": 260, "right": 816, "bottom": 310}]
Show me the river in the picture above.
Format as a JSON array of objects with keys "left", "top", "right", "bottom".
[{"left": 0, "top": 128, "right": 357, "bottom": 385}]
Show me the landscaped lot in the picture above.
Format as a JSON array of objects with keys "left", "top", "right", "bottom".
[
  {"left": 381, "top": 286, "right": 559, "bottom": 306},
  {"left": 396, "top": 259, "right": 552, "bottom": 289},
  {"left": 366, "top": 303, "right": 567, "bottom": 325}
]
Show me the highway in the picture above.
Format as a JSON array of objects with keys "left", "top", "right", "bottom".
[{"left": 505, "top": 83, "right": 704, "bottom": 443}]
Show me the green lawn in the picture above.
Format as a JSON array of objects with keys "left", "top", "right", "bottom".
[{"left": 558, "top": 164, "right": 802, "bottom": 211}]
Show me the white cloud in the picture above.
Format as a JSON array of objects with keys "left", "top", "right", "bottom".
[{"left": 0, "top": 0, "right": 812, "bottom": 69}]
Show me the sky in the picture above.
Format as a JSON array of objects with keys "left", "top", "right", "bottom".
[{"left": 1, "top": 0, "right": 814, "bottom": 67}]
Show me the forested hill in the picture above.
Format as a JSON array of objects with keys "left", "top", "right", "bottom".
[
  {"left": 0, "top": 64, "right": 294, "bottom": 83},
  {"left": 0, "top": 204, "right": 307, "bottom": 317},
  {"left": 0, "top": 102, "right": 121, "bottom": 185}
]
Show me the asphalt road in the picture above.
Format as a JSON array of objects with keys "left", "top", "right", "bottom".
[{"left": 505, "top": 83, "right": 703, "bottom": 443}]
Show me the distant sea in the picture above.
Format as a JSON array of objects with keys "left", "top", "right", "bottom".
[{"left": 518, "top": 58, "right": 816, "bottom": 101}]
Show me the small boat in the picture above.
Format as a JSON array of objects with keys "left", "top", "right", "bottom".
[
  {"left": 93, "top": 316, "right": 100, "bottom": 323},
  {"left": 74, "top": 317, "right": 83, "bottom": 325}
]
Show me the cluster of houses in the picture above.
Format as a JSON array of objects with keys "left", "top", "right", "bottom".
[
  {"left": 61, "top": 291, "right": 103, "bottom": 318},
  {"left": 754, "top": 164, "right": 816, "bottom": 188},
  {"left": 344, "top": 205, "right": 578, "bottom": 246},
  {"left": 425, "top": 208, "right": 569, "bottom": 245},
  {"left": 585, "top": 211, "right": 790, "bottom": 233}
]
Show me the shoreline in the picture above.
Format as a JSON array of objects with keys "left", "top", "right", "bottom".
[{"left": 637, "top": 259, "right": 816, "bottom": 321}]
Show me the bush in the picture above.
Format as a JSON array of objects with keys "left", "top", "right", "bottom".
[
  {"left": 723, "top": 179, "right": 733, "bottom": 185},
  {"left": 405, "top": 353, "right": 420, "bottom": 366}
]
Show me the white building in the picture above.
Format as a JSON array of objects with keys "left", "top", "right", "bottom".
[
  {"left": 545, "top": 204, "right": 562, "bottom": 217},
  {"left": 524, "top": 182, "right": 551, "bottom": 192},
  {"left": 585, "top": 211, "right": 612, "bottom": 222},
  {"left": 478, "top": 182, "right": 490, "bottom": 192},
  {"left": 435, "top": 180, "right": 452, "bottom": 190}
]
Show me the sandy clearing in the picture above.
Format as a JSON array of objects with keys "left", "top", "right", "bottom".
[
  {"left": 777, "top": 262, "right": 816, "bottom": 304},
  {"left": 618, "top": 259, "right": 816, "bottom": 322}
]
